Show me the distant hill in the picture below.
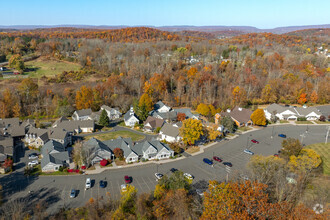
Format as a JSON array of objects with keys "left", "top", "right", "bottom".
[{"left": 0, "top": 24, "right": 329, "bottom": 34}]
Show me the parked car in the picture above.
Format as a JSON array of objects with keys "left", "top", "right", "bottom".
[
  {"left": 213, "top": 156, "right": 222, "bottom": 162},
  {"left": 70, "top": 189, "right": 76, "bottom": 198},
  {"left": 121, "top": 184, "right": 127, "bottom": 192},
  {"left": 251, "top": 139, "right": 259, "bottom": 144},
  {"left": 99, "top": 180, "right": 106, "bottom": 188},
  {"left": 124, "top": 175, "right": 131, "bottom": 184},
  {"left": 278, "top": 134, "right": 286, "bottom": 138},
  {"left": 203, "top": 158, "right": 213, "bottom": 165},
  {"left": 85, "top": 178, "right": 91, "bottom": 190},
  {"left": 223, "top": 162, "right": 233, "bottom": 167},
  {"left": 243, "top": 149, "right": 254, "bottom": 155},
  {"left": 28, "top": 160, "right": 39, "bottom": 167},
  {"left": 184, "top": 173, "right": 194, "bottom": 180},
  {"left": 196, "top": 189, "right": 204, "bottom": 196},
  {"left": 170, "top": 168, "right": 178, "bottom": 173},
  {"left": 28, "top": 153, "right": 38, "bottom": 160},
  {"left": 274, "top": 154, "right": 279, "bottom": 157},
  {"left": 155, "top": 173, "right": 164, "bottom": 181}
]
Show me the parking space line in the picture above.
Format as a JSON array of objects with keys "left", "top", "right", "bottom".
[{"left": 140, "top": 177, "right": 151, "bottom": 191}]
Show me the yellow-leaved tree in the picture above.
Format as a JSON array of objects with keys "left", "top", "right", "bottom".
[
  {"left": 251, "top": 108, "right": 267, "bottom": 126},
  {"left": 180, "top": 118, "right": 204, "bottom": 146},
  {"left": 288, "top": 149, "right": 321, "bottom": 173}
]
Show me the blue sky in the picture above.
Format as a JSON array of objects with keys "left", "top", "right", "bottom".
[{"left": 1, "top": 0, "right": 329, "bottom": 28}]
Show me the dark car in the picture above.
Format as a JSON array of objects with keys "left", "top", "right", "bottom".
[
  {"left": 274, "top": 154, "right": 279, "bottom": 157},
  {"left": 203, "top": 158, "right": 213, "bottom": 165},
  {"left": 124, "top": 175, "right": 131, "bottom": 184},
  {"left": 251, "top": 139, "right": 259, "bottom": 144},
  {"left": 170, "top": 168, "right": 178, "bottom": 173},
  {"left": 99, "top": 180, "right": 107, "bottom": 188},
  {"left": 278, "top": 134, "right": 286, "bottom": 138},
  {"left": 213, "top": 156, "right": 222, "bottom": 162},
  {"left": 223, "top": 162, "right": 233, "bottom": 167},
  {"left": 70, "top": 189, "right": 76, "bottom": 198}
]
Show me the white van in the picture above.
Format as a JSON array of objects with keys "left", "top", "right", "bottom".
[{"left": 85, "top": 178, "right": 91, "bottom": 190}]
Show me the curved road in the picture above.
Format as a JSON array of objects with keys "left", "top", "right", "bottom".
[{"left": 0, "top": 125, "right": 327, "bottom": 214}]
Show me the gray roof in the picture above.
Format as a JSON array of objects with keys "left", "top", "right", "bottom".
[
  {"left": 48, "top": 128, "right": 68, "bottom": 140},
  {"left": 55, "top": 120, "right": 94, "bottom": 133},
  {"left": 265, "top": 103, "right": 287, "bottom": 114},
  {"left": 316, "top": 105, "right": 330, "bottom": 117},
  {"left": 160, "top": 123, "right": 180, "bottom": 137},
  {"left": 124, "top": 107, "right": 139, "bottom": 122},
  {"left": 103, "top": 137, "right": 135, "bottom": 158},
  {"left": 52, "top": 117, "right": 69, "bottom": 127},
  {"left": 150, "top": 111, "right": 177, "bottom": 121},
  {"left": 101, "top": 105, "right": 122, "bottom": 115},
  {"left": 173, "top": 108, "right": 199, "bottom": 119},
  {"left": 41, "top": 140, "right": 65, "bottom": 155},
  {"left": 0, "top": 118, "right": 20, "bottom": 127},
  {"left": 0, "top": 135, "right": 14, "bottom": 155},
  {"left": 133, "top": 140, "right": 173, "bottom": 157},
  {"left": 154, "top": 101, "right": 169, "bottom": 111},
  {"left": 144, "top": 116, "right": 165, "bottom": 130},
  {"left": 75, "top": 109, "right": 92, "bottom": 117},
  {"left": 296, "top": 106, "right": 321, "bottom": 116},
  {"left": 41, "top": 151, "right": 70, "bottom": 169},
  {"left": 228, "top": 106, "right": 252, "bottom": 124},
  {"left": 84, "top": 137, "right": 112, "bottom": 154}
]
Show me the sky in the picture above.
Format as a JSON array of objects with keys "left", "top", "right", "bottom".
[{"left": 0, "top": 0, "right": 329, "bottom": 29}]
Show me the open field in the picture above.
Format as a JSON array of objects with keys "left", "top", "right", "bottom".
[
  {"left": 305, "top": 143, "right": 330, "bottom": 175},
  {"left": 84, "top": 130, "right": 145, "bottom": 142},
  {"left": 24, "top": 58, "right": 81, "bottom": 78}
]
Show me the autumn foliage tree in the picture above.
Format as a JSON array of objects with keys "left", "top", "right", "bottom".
[
  {"left": 114, "top": 148, "right": 124, "bottom": 160},
  {"left": 179, "top": 118, "right": 204, "bottom": 146},
  {"left": 250, "top": 108, "right": 267, "bottom": 126},
  {"left": 206, "top": 124, "right": 221, "bottom": 141},
  {"left": 8, "top": 54, "right": 25, "bottom": 72},
  {"left": 298, "top": 92, "right": 307, "bottom": 104},
  {"left": 196, "top": 103, "right": 210, "bottom": 116},
  {"left": 75, "top": 86, "right": 94, "bottom": 110},
  {"left": 177, "top": 112, "right": 186, "bottom": 121}
]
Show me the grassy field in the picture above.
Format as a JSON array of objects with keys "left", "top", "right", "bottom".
[
  {"left": 84, "top": 130, "right": 145, "bottom": 142},
  {"left": 24, "top": 58, "right": 81, "bottom": 78},
  {"left": 305, "top": 143, "right": 330, "bottom": 175}
]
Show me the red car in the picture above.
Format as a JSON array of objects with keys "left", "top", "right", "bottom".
[
  {"left": 251, "top": 139, "right": 259, "bottom": 144},
  {"left": 274, "top": 154, "right": 279, "bottom": 157},
  {"left": 213, "top": 156, "right": 222, "bottom": 162},
  {"left": 124, "top": 175, "right": 131, "bottom": 184}
]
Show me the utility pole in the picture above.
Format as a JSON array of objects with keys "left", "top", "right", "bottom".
[
  {"left": 325, "top": 126, "right": 330, "bottom": 144},
  {"left": 271, "top": 126, "right": 274, "bottom": 139},
  {"left": 306, "top": 125, "right": 308, "bottom": 133},
  {"left": 300, "top": 133, "right": 306, "bottom": 145}
]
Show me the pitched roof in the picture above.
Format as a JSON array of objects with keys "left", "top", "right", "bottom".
[
  {"left": 52, "top": 117, "right": 69, "bottom": 127},
  {"left": 316, "top": 105, "right": 330, "bottom": 117},
  {"left": 41, "top": 151, "right": 70, "bottom": 168},
  {"left": 103, "top": 137, "right": 136, "bottom": 158},
  {"left": 0, "top": 118, "right": 20, "bottom": 127},
  {"left": 84, "top": 138, "right": 111, "bottom": 154},
  {"left": 101, "top": 105, "right": 122, "bottom": 114},
  {"left": 41, "top": 140, "right": 65, "bottom": 155},
  {"left": 150, "top": 110, "right": 177, "bottom": 120},
  {"left": 55, "top": 120, "right": 94, "bottom": 133},
  {"left": 124, "top": 107, "right": 139, "bottom": 122},
  {"left": 173, "top": 108, "right": 199, "bottom": 119},
  {"left": 144, "top": 116, "right": 165, "bottom": 129},
  {"left": 160, "top": 123, "right": 180, "bottom": 137},
  {"left": 154, "top": 101, "right": 170, "bottom": 111},
  {"left": 265, "top": 103, "right": 287, "bottom": 114},
  {"left": 48, "top": 128, "right": 68, "bottom": 140},
  {"left": 0, "top": 135, "right": 14, "bottom": 155},
  {"left": 296, "top": 106, "right": 321, "bottom": 116},
  {"left": 27, "top": 127, "right": 48, "bottom": 137},
  {"left": 229, "top": 106, "right": 253, "bottom": 124},
  {"left": 75, "top": 109, "right": 92, "bottom": 117}
]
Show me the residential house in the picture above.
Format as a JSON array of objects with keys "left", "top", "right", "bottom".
[
  {"left": 41, "top": 140, "right": 71, "bottom": 172},
  {"left": 150, "top": 110, "right": 178, "bottom": 122},
  {"left": 317, "top": 105, "right": 330, "bottom": 120},
  {"left": 264, "top": 104, "right": 322, "bottom": 121},
  {"left": 133, "top": 140, "right": 174, "bottom": 160},
  {"left": 104, "top": 137, "right": 138, "bottom": 163},
  {"left": 83, "top": 138, "right": 112, "bottom": 165},
  {"left": 222, "top": 107, "right": 253, "bottom": 127},
  {"left": 0, "top": 135, "right": 14, "bottom": 162},
  {"left": 100, "top": 105, "right": 122, "bottom": 120},
  {"left": 173, "top": 108, "right": 199, "bottom": 120},
  {"left": 25, "top": 127, "right": 70, "bottom": 148},
  {"left": 124, "top": 106, "right": 139, "bottom": 127},
  {"left": 72, "top": 109, "right": 93, "bottom": 121},
  {"left": 159, "top": 123, "right": 182, "bottom": 142},
  {"left": 154, "top": 101, "right": 171, "bottom": 113},
  {"left": 143, "top": 116, "right": 165, "bottom": 132},
  {"left": 53, "top": 119, "right": 94, "bottom": 134}
]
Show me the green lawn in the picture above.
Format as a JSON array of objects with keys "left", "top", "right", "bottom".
[
  {"left": 24, "top": 59, "right": 81, "bottom": 78},
  {"left": 295, "top": 121, "right": 313, "bottom": 124},
  {"left": 84, "top": 130, "right": 145, "bottom": 142},
  {"left": 305, "top": 143, "right": 330, "bottom": 175},
  {"left": 279, "top": 120, "right": 289, "bottom": 124},
  {"left": 314, "top": 121, "right": 330, "bottom": 124}
]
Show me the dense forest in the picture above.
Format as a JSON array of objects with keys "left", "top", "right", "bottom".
[{"left": 0, "top": 27, "right": 329, "bottom": 119}]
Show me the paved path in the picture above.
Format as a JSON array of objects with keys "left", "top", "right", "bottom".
[{"left": 0, "top": 124, "right": 327, "bottom": 215}]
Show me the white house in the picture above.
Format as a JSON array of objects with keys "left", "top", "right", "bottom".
[
  {"left": 133, "top": 140, "right": 174, "bottom": 160},
  {"left": 124, "top": 106, "right": 139, "bottom": 127},
  {"left": 72, "top": 109, "right": 93, "bottom": 121},
  {"left": 264, "top": 104, "right": 322, "bottom": 121},
  {"left": 104, "top": 137, "right": 139, "bottom": 163},
  {"left": 83, "top": 138, "right": 112, "bottom": 165},
  {"left": 100, "top": 105, "right": 122, "bottom": 120},
  {"left": 154, "top": 101, "right": 171, "bottom": 113},
  {"left": 41, "top": 140, "right": 71, "bottom": 172},
  {"left": 159, "top": 123, "right": 181, "bottom": 143}
]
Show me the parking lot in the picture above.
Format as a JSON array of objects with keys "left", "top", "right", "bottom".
[{"left": 0, "top": 124, "right": 327, "bottom": 214}]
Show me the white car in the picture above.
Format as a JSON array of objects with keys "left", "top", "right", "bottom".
[
  {"left": 184, "top": 173, "right": 194, "bottom": 180},
  {"left": 155, "top": 173, "right": 163, "bottom": 181},
  {"left": 243, "top": 149, "right": 254, "bottom": 155},
  {"left": 28, "top": 160, "right": 39, "bottom": 167},
  {"left": 196, "top": 189, "right": 204, "bottom": 196},
  {"left": 28, "top": 153, "right": 38, "bottom": 160},
  {"left": 121, "top": 184, "right": 127, "bottom": 192},
  {"left": 85, "top": 178, "right": 91, "bottom": 190}
]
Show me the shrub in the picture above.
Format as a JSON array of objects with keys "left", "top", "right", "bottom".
[
  {"left": 81, "top": 165, "right": 86, "bottom": 170},
  {"left": 100, "top": 159, "right": 108, "bottom": 166},
  {"left": 319, "top": 115, "right": 326, "bottom": 122},
  {"left": 59, "top": 166, "right": 64, "bottom": 172},
  {"left": 297, "top": 117, "right": 307, "bottom": 121}
]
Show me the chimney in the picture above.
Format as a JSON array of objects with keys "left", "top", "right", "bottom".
[
  {"left": 226, "top": 109, "right": 231, "bottom": 113},
  {"left": 238, "top": 107, "right": 242, "bottom": 111}
]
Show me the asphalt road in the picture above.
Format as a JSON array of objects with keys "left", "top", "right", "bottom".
[{"left": 0, "top": 124, "right": 327, "bottom": 215}]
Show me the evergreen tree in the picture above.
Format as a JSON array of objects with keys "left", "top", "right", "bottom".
[{"left": 99, "top": 109, "right": 110, "bottom": 126}]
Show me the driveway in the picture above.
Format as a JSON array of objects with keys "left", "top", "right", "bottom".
[{"left": 0, "top": 125, "right": 327, "bottom": 215}]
